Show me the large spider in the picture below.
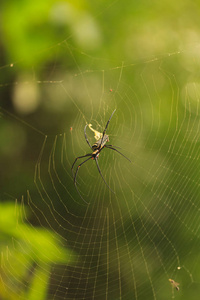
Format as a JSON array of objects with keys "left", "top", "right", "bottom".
[{"left": 71, "top": 109, "right": 131, "bottom": 202}]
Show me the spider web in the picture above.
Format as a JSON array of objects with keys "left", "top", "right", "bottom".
[{"left": 1, "top": 2, "right": 200, "bottom": 300}]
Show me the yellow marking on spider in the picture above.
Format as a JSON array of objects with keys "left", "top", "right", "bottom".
[
  {"left": 169, "top": 278, "right": 180, "bottom": 291},
  {"left": 88, "top": 124, "right": 103, "bottom": 141}
]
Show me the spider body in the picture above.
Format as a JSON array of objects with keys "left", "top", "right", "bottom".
[
  {"left": 92, "top": 134, "right": 109, "bottom": 151},
  {"left": 72, "top": 109, "right": 131, "bottom": 202}
]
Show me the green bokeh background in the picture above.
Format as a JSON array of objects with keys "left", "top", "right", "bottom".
[{"left": 1, "top": 0, "right": 200, "bottom": 299}]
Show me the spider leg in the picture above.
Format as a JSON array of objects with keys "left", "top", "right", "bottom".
[
  {"left": 71, "top": 154, "right": 92, "bottom": 178},
  {"left": 105, "top": 145, "right": 131, "bottom": 162},
  {"left": 102, "top": 109, "right": 116, "bottom": 138},
  {"left": 74, "top": 181, "right": 89, "bottom": 205},
  {"left": 94, "top": 157, "right": 115, "bottom": 193},
  {"left": 73, "top": 156, "right": 92, "bottom": 204},
  {"left": 73, "top": 156, "right": 92, "bottom": 184},
  {"left": 106, "top": 144, "right": 121, "bottom": 149},
  {"left": 84, "top": 124, "right": 92, "bottom": 150}
]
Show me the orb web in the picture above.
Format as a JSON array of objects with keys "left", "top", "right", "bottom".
[{"left": 1, "top": 11, "right": 200, "bottom": 300}]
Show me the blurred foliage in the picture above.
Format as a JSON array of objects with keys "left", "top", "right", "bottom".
[
  {"left": 1, "top": 0, "right": 101, "bottom": 68},
  {"left": 0, "top": 202, "right": 76, "bottom": 300}
]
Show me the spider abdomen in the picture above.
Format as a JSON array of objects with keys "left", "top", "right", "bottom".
[{"left": 92, "top": 134, "right": 109, "bottom": 151}]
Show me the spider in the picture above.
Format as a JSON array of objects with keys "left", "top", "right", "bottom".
[{"left": 71, "top": 109, "right": 131, "bottom": 202}]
